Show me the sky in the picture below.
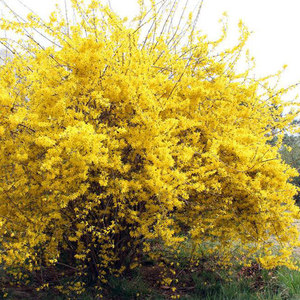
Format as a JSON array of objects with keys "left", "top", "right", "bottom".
[{"left": 1, "top": 0, "right": 300, "bottom": 100}]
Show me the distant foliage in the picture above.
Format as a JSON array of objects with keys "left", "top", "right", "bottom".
[
  {"left": 281, "top": 133, "right": 300, "bottom": 203},
  {"left": 0, "top": 0, "right": 299, "bottom": 296}
]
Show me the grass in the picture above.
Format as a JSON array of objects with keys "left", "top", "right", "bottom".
[
  {"left": 2, "top": 242, "right": 300, "bottom": 299},
  {"left": 100, "top": 260, "right": 300, "bottom": 300}
]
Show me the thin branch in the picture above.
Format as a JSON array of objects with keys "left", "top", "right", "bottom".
[
  {"left": 14, "top": 0, "right": 77, "bottom": 50},
  {"left": 64, "top": 0, "right": 70, "bottom": 36},
  {"left": 167, "top": 0, "right": 189, "bottom": 46}
]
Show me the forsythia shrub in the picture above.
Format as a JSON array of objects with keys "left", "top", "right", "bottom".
[{"left": 0, "top": 0, "right": 299, "bottom": 295}]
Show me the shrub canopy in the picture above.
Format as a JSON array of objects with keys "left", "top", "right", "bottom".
[{"left": 0, "top": 0, "right": 299, "bottom": 294}]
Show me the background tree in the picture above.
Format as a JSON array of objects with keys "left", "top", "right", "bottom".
[{"left": 280, "top": 132, "right": 300, "bottom": 203}]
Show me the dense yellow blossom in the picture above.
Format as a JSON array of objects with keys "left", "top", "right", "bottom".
[{"left": 0, "top": 0, "right": 299, "bottom": 294}]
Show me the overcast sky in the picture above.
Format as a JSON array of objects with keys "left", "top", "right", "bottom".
[{"left": 1, "top": 0, "right": 300, "bottom": 99}]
